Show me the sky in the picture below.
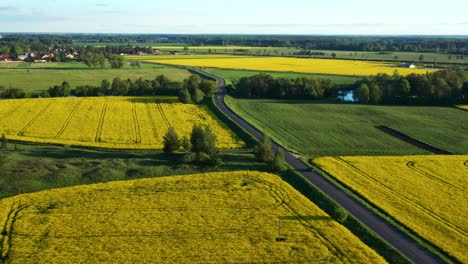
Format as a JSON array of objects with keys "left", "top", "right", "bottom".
[{"left": 0, "top": 0, "right": 467, "bottom": 35}]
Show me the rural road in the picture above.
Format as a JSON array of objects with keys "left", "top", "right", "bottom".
[{"left": 190, "top": 68, "right": 445, "bottom": 264}]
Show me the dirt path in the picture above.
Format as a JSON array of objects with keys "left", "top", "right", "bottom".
[{"left": 190, "top": 67, "right": 445, "bottom": 264}]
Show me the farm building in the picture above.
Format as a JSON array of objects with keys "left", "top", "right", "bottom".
[{"left": 401, "top": 62, "right": 416, "bottom": 68}]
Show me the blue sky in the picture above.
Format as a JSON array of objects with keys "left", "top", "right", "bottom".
[{"left": 0, "top": 0, "right": 467, "bottom": 35}]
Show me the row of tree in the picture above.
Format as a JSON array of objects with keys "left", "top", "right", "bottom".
[
  {"left": 352, "top": 68, "right": 467, "bottom": 104},
  {"left": 232, "top": 74, "right": 338, "bottom": 99},
  {"left": 39, "top": 74, "right": 218, "bottom": 102}
]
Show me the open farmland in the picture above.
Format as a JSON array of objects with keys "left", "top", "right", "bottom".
[
  {"left": 0, "top": 63, "right": 191, "bottom": 93},
  {"left": 313, "top": 155, "right": 468, "bottom": 263},
  {"left": 226, "top": 98, "right": 468, "bottom": 155},
  {"left": 0, "top": 97, "right": 242, "bottom": 149},
  {"left": 0, "top": 171, "right": 386, "bottom": 263},
  {"left": 131, "top": 54, "right": 437, "bottom": 76},
  {"left": 203, "top": 68, "right": 360, "bottom": 85},
  {"left": 457, "top": 105, "right": 468, "bottom": 110}
]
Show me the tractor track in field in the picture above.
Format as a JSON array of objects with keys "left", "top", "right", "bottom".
[
  {"left": 375, "top": 126, "right": 452, "bottom": 154},
  {"left": 194, "top": 67, "right": 445, "bottom": 264},
  {"left": 55, "top": 100, "right": 82, "bottom": 138},
  {"left": 132, "top": 99, "right": 142, "bottom": 144},
  {"left": 156, "top": 100, "right": 171, "bottom": 128},
  {"left": 95, "top": 98, "right": 109, "bottom": 142},
  {"left": 17, "top": 101, "right": 54, "bottom": 137}
]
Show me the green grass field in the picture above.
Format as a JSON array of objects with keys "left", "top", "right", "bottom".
[
  {"left": 204, "top": 68, "right": 360, "bottom": 85},
  {"left": 0, "top": 143, "right": 267, "bottom": 199},
  {"left": 226, "top": 97, "right": 468, "bottom": 156},
  {"left": 0, "top": 62, "right": 191, "bottom": 92}
]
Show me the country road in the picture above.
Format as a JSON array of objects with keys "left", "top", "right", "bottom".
[{"left": 191, "top": 68, "right": 445, "bottom": 264}]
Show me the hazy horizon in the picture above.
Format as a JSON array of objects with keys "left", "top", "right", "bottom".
[{"left": 0, "top": 0, "right": 467, "bottom": 35}]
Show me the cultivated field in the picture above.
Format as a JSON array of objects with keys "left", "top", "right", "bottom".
[
  {"left": 226, "top": 98, "right": 468, "bottom": 155},
  {"left": 0, "top": 97, "right": 242, "bottom": 149},
  {"left": 203, "top": 68, "right": 360, "bottom": 85},
  {"left": 313, "top": 155, "right": 468, "bottom": 263},
  {"left": 0, "top": 171, "right": 386, "bottom": 263},
  {"left": 0, "top": 63, "right": 190, "bottom": 92},
  {"left": 457, "top": 105, "right": 468, "bottom": 110},
  {"left": 130, "top": 54, "right": 436, "bottom": 76}
]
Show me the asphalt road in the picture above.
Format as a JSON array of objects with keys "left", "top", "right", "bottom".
[{"left": 193, "top": 68, "right": 445, "bottom": 264}]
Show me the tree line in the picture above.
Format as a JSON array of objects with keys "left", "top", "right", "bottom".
[
  {"left": 351, "top": 68, "right": 467, "bottom": 105},
  {"left": 2, "top": 34, "right": 467, "bottom": 56},
  {"left": 0, "top": 74, "right": 218, "bottom": 103},
  {"left": 230, "top": 74, "right": 338, "bottom": 100}
]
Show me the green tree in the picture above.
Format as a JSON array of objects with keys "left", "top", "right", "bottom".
[
  {"left": 368, "top": 83, "right": 381, "bottom": 104},
  {"left": 1, "top": 134, "right": 7, "bottom": 149},
  {"left": 100, "top": 80, "right": 111, "bottom": 95},
  {"left": 255, "top": 136, "right": 274, "bottom": 163},
  {"left": 97, "top": 53, "right": 106, "bottom": 69},
  {"left": 271, "top": 148, "right": 287, "bottom": 172},
  {"left": 190, "top": 124, "right": 217, "bottom": 157},
  {"left": 199, "top": 80, "right": 218, "bottom": 98},
  {"left": 82, "top": 52, "right": 98, "bottom": 68},
  {"left": 163, "top": 127, "right": 180, "bottom": 153},
  {"left": 178, "top": 88, "right": 192, "bottom": 104},
  {"left": 193, "top": 88, "right": 205, "bottom": 103},
  {"left": 109, "top": 55, "right": 124, "bottom": 69},
  {"left": 354, "top": 83, "right": 370, "bottom": 103},
  {"left": 419, "top": 54, "right": 424, "bottom": 62},
  {"left": 181, "top": 136, "right": 190, "bottom": 152}
]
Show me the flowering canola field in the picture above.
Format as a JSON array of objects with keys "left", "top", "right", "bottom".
[
  {"left": 314, "top": 155, "right": 468, "bottom": 263},
  {"left": 457, "top": 105, "right": 468, "bottom": 110},
  {"left": 131, "top": 55, "right": 436, "bottom": 76},
  {"left": 0, "top": 171, "right": 386, "bottom": 263},
  {"left": 0, "top": 97, "right": 242, "bottom": 149}
]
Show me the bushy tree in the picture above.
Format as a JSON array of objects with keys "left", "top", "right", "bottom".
[
  {"left": 163, "top": 127, "right": 180, "bottom": 153},
  {"left": 109, "top": 55, "right": 124, "bottom": 69},
  {"left": 255, "top": 136, "right": 274, "bottom": 163},
  {"left": 178, "top": 88, "right": 192, "bottom": 104},
  {"left": 199, "top": 80, "right": 218, "bottom": 98},
  {"left": 354, "top": 83, "right": 370, "bottom": 103},
  {"left": 272, "top": 148, "right": 287, "bottom": 172},
  {"left": 190, "top": 124, "right": 217, "bottom": 157},
  {"left": 193, "top": 88, "right": 205, "bottom": 103},
  {"left": 369, "top": 83, "right": 381, "bottom": 104}
]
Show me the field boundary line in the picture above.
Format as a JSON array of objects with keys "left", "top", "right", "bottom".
[
  {"left": 17, "top": 101, "right": 54, "bottom": 137},
  {"left": 132, "top": 99, "right": 142, "bottom": 144},
  {"left": 55, "top": 100, "right": 82, "bottom": 138},
  {"left": 334, "top": 157, "right": 467, "bottom": 238},
  {"left": 95, "top": 98, "right": 109, "bottom": 142}
]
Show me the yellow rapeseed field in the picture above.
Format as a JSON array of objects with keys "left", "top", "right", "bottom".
[
  {"left": 0, "top": 97, "right": 242, "bottom": 149},
  {"left": 456, "top": 105, "right": 468, "bottom": 110},
  {"left": 314, "top": 155, "right": 468, "bottom": 263},
  {"left": 0, "top": 171, "right": 386, "bottom": 263},
  {"left": 132, "top": 55, "right": 436, "bottom": 76}
]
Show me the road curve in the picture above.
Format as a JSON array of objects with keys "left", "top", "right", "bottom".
[{"left": 192, "top": 68, "right": 445, "bottom": 264}]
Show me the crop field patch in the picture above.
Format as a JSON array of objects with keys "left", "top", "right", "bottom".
[
  {"left": 0, "top": 97, "right": 242, "bottom": 149},
  {"left": 226, "top": 98, "right": 468, "bottom": 155},
  {"left": 0, "top": 171, "right": 386, "bottom": 263},
  {"left": 130, "top": 54, "right": 437, "bottom": 76},
  {"left": 314, "top": 155, "right": 468, "bottom": 263}
]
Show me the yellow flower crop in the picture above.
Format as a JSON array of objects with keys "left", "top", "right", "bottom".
[
  {"left": 314, "top": 155, "right": 468, "bottom": 263},
  {"left": 132, "top": 55, "right": 436, "bottom": 76},
  {"left": 456, "top": 105, "right": 468, "bottom": 110},
  {"left": 0, "top": 97, "right": 242, "bottom": 149},
  {"left": 0, "top": 171, "right": 386, "bottom": 263}
]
